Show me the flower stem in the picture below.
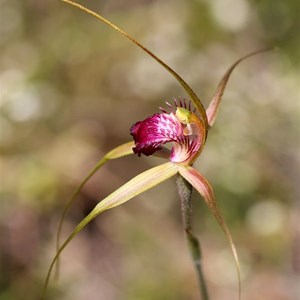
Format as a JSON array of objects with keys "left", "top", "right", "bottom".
[{"left": 176, "top": 175, "right": 209, "bottom": 300}]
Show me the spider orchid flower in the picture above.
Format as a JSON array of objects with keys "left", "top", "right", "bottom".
[{"left": 42, "top": 1, "right": 271, "bottom": 299}]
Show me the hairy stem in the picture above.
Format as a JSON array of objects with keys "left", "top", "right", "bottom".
[{"left": 176, "top": 175, "right": 209, "bottom": 300}]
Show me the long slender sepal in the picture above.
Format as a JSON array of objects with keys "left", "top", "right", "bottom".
[
  {"left": 42, "top": 162, "right": 178, "bottom": 299},
  {"left": 206, "top": 48, "right": 273, "bottom": 127},
  {"left": 61, "top": 0, "right": 208, "bottom": 135},
  {"left": 54, "top": 141, "right": 134, "bottom": 278},
  {"left": 178, "top": 165, "right": 241, "bottom": 300}
]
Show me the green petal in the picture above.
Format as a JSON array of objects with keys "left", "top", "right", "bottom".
[
  {"left": 178, "top": 165, "right": 241, "bottom": 300},
  {"left": 55, "top": 141, "right": 134, "bottom": 278},
  {"left": 105, "top": 141, "right": 135, "bottom": 159},
  {"left": 42, "top": 162, "right": 178, "bottom": 299},
  {"left": 61, "top": 0, "right": 208, "bottom": 134},
  {"left": 206, "top": 48, "right": 273, "bottom": 127}
]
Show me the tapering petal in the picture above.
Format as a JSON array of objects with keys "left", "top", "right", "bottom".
[
  {"left": 43, "top": 162, "right": 178, "bottom": 298},
  {"left": 61, "top": 0, "right": 208, "bottom": 133},
  {"left": 178, "top": 165, "right": 241, "bottom": 300},
  {"left": 55, "top": 141, "right": 134, "bottom": 278},
  {"left": 206, "top": 49, "right": 272, "bottom": 127},
  {"left": 105, "top": 141, "right": 135, "bottom": 159}
]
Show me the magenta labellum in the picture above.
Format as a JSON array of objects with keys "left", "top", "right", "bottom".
[{"left": 130, "top": 100, "right": 206, "bottom": 165}]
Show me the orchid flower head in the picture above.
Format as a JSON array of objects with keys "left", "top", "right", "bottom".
[
  {"left": 130, "top": 99, "right": 206, "bottom": 165},
  {"left": 41, "top": 1, "right": 273, "bottom": 299}
]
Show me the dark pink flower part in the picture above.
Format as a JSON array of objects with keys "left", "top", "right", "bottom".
[
  {"left": 130, "top": 101, "right": 206, "bottom": 164},
  {"left": 130, "top": 113, "right": 183, "bottom": 155}
]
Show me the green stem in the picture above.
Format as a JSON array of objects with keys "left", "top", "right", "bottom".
[{"left": 176, "top": 175, "right": 209, "bottom": 300}]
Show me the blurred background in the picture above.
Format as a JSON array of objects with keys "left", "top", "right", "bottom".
[{"left": 0, "top": 0, "right": 299, "bottom": 299}]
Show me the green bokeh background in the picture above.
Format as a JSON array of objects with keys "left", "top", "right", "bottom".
[{"left": 1, "top": 0, "right": 299, "bottom": 299}]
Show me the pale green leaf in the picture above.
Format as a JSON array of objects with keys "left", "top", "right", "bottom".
[
  {"left": 178, "top": 165, "right": 241, "bottom": 300},
  {"left": 42, "top": 162, "right": 178, "bottom": 299}
]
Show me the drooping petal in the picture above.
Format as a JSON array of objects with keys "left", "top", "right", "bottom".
[
  {"left": 55, "top": 141, "right": 134, "bottom": 278},
  {"left": 43, "top": 162, "right": 178, "bottom": 299},
  {"left": 130, "top": 113, "right": 183, "bottom": 156},
  {"left": 206, "top": 48, "right": 272, "bottom": 127},
  {"left": 178, "top": 165, "right": 241, "bottom": 300}
]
